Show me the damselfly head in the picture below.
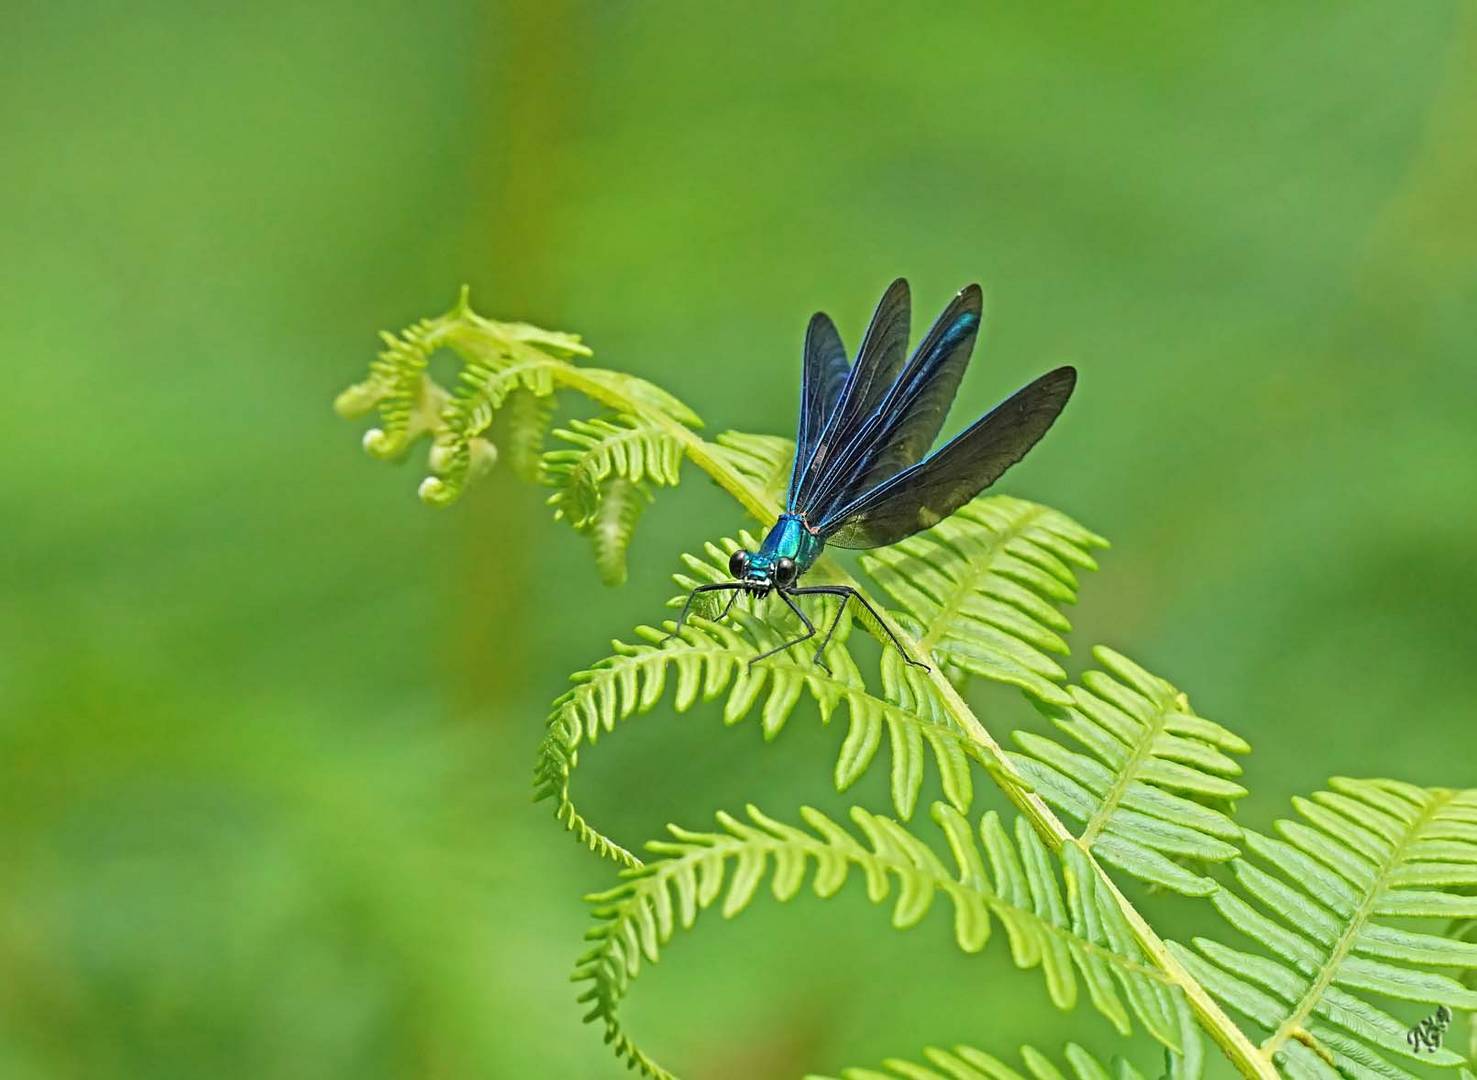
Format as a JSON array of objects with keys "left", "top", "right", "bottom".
[{"left": 729, "top": 547, "right": 783, "bottom": 593}]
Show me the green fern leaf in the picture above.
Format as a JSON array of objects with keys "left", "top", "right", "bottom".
[
  {"left": 1169, "top": 778, "right": 1477, "bottom": 1076},
  {"left": 502, "top": 385, "right": 558, "bottom": 483},
  {"left": 421, "top": 299, "right": 587, "bottom": 505},
  {"left": 533, "top": 601, "right": 981, "bottom": 867},
  {"left": 708, "top": 429, "right": 795, "bottom": 507},
  {"left": 333, "top": 318, "right": 452, "bottom": 461},
  {"left": 331, "top": 290, "right": 587, "bottom": 506},
  {"left": 809, "top": 1020, "right": 1203, "bottom": 1080},
  {"left": 817, "top": 1042, "right": 1142, "bottom": 1080},
  {"left": 585, "top": 477, "right": 654, "bottom": 587},
  {"left": 1008, "top": 646, "right": 1250, "bottom": 896},
  {"left": 543, "top": 414, "right": 685, "bottom": 526},
  {"left": 575, "top": 804, "right": 1186, "bottom": 1078},
  {"left": 433, "top": 343, "right": 559, "bottom": 493},
  {"left": 540, "top": 413, "right": 684, "bottom": 582},
  {"left": 859, "top": 496, "right": 1107, "bottom": 706},
  {"left": 334, "top": 288, "right": 715, "bottom": 507}
]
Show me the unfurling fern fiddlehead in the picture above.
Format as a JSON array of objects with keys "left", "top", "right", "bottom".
[{"left": 334, "top": 292, "right": 1474, "bottom": 1080}]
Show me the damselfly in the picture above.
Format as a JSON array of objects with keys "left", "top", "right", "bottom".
[{"left": 665, "top": 279, "right": 1075, "bottom": 671}]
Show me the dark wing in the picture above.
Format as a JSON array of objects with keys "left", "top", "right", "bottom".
[
  {"left": 796, "top": 284, "right": 982, "bottom": 522},
  {"left": 788, "top": 278, "right": 911, "bottom": 512},
  {"left": 818, "top": 365, "right": 1077, "bottom": 549},
  {"left": 786, "top": 312, "right": 850, "bottom": 500}
]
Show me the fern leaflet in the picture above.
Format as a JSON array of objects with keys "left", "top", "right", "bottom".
[
  {"left": 1008, "top": 646, "right": 1250, "bottom": 896},
  {"left": 541, "top": 414, "right": 684, "bottom": 583},
  {"left": 859, "top": 496, "right": 1106, "bottom": 706},
  {"left": 1168, "top": 778, "right": 1477, "bottom": 1078},
  {"left": 812, "top": 1021, "right": 1204, "bottom": 1080},
  {"left": 533, "top": 600, "right": 980, "bottom": 868},
  {"left": 543, "top": 414, "right": 684, "bottom": 525},
  {"left": 502, "top": 386, "right": 557, "bottom": 483},
  {"left": 577, "top": 804, "right": 1188, "bottom": 1078},
  {"left": 707, "top": 429, "right": 795, "bottom": 507},
  {"left": 334, "top": 320, "right": 452, "bottom": 461}
]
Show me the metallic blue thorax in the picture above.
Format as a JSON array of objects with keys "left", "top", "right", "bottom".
[{"left": 742, "top": 513, "right": 823, "bottom": 584}]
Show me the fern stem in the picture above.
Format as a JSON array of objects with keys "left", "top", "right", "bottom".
[
  {"left": 1090, "top": 852, "right": 1274, "bottom": 1077},
  {"left": 915, "top": 663, "right": 1273, "bottom": 1076}
]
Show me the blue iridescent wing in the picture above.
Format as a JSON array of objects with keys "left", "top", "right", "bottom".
[
  {"left": 798, "top": 284, "right": 982, "bottom": 522},
  {"left": 786, "top": 312, "right": 850, "bottom": 501},
  {"left": 818, "top": 365, "right": 1076, "bottom": 549},
  {"left": 788, "top": 278, "right": 911, "bottom": 512}
]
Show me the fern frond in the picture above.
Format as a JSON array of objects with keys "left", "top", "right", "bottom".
[
  {"left": 577, "top": 804, "right": 1187, "bottom": 1079},
  {"left": 1168, "top": 778, "right": 1477, "bottom": 1076},
  {"left": 333, "top": 317, "right": 452, "bottom": 461},
  {"left": 811, "top": 1015, "right": 1204, "bottom": 1080},
  {"left": 542, "top": 414, "right": 685, "bottom": 522},
  {"left": 1008, "top": 647, "right": 1250, "bottom": 896},
  {"left": 502, "top": 386, "right": 557, "bottom": 483},
  {"left": 423, "top": 297, "right": 591, "bottom": 505},
  {"left": 815, "top": 1043, "right": 1152, "bottom": 1080},
  {"left": 709, "top": 430, "right": 795, "bottom": 507},
  {"left": 540, "top": 414, "right": 684, "bottom": 583},
  {"left": 341, "top": 295, "right": 1299, "bottom": 1079},
  {"left": 859, "top": 496, "right": 1107, "bottom": 706},
  {"left": 333, "top": 287, "right": 711, "bottom": 507},
  {"left": 543, "top": 414, "right": 684, "bottom": 526},
  {"left": 565, "top": 365, "right": 702, "bottom": 428},
  {"left": 583, "top": 477, "right": 652, "bottom": 587},
  {"left": 533, "top": 604, "right": 981, "bottom": 867},
  {"left": 423, "top": 346, "right": 559, "bottom": 503}
]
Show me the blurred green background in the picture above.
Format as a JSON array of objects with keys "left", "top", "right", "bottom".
[{"left": 4, "top": 3, "right": 1475, "bottom": 1077}]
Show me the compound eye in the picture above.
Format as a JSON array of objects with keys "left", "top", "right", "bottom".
[
  {"left": 729, "top": 549, "right": 751, "bottom": 578},
  {"left": 774, "top": 556, "right": 797, "bottom": 587}
]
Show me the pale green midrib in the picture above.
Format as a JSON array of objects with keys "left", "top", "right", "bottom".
[
  {"left": 914, "top": 503, "right": 1048, "bottom": 653},
  {"left": 435, "top": 319, "right": 1276, "bottom": 1080},
  {"left": 1079, "top": 685, "right": 1177, "bottom": 846},
  {"left": 592, "top": 831, "right": 1174, "bottom": 994},
  {"left": 1263, "top": 790, "right": 1452, "bottom": 1059}
]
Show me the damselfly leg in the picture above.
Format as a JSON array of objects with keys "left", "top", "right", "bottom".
[
  {"left": 663, "top": 581, "right": 928, "bottom": 675},
  {"left": 661, "top": 582, "right": 746, "bottom": 645},
  {"left": 747, "top": 588, "right": 822, "bottom": 670},
  {"left": 788, "top": 585, "right": 930, "bottom": 671}
]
